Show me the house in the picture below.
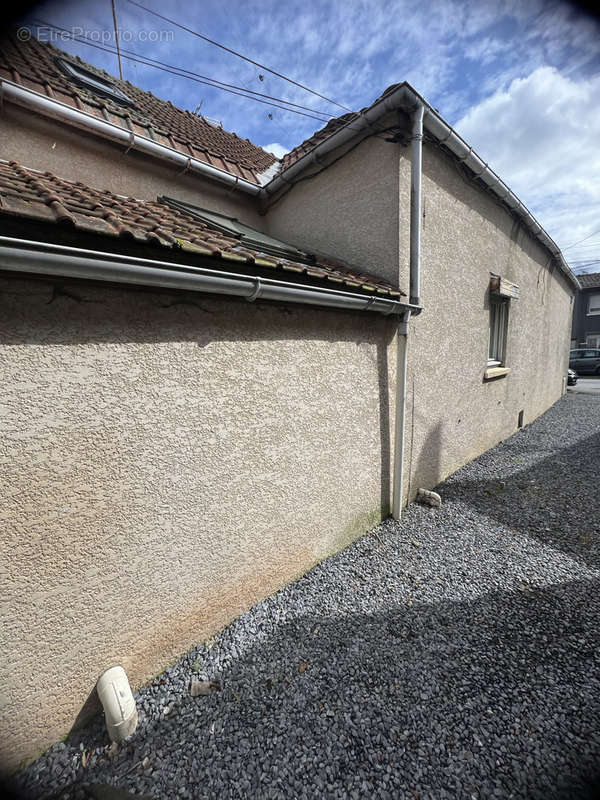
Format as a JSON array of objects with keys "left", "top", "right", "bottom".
[
  {"left": 0, "top": 32, "right": 577, "bottom": 771},
  {"left": 571, "top": 272, "right": 600, "bottom": 349}
]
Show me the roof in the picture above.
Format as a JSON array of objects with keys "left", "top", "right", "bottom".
[
  {"left": 281, "top": 112, "right": 360, "bottom": 172},
  {"left": 280, "top": 84, "right": 403, "bottom": 172},
  {"left": 0, "top": 34, "right": 577, "bottom": 292},
  {"left": 0, "top": 32, "right": 276, "bottom": 184},
  {"left": 577, "top": 272, "right": 600, "bottom": 290},
  {"left": 271, "top": 81, "right": 578, "bottom": 292},
  {"left": 0, "top": 160, "right": 402, "bottom": 298}
]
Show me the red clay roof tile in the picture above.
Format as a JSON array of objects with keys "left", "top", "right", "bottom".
[
  {"left": 279, "top": 84, "right": 405, "bottom": 172},
  {"left": 0, "top": 160, "right": 403, "bottom": 298},
  {"left": 0, "top": 32, "right": 277, "bottom": 184}
]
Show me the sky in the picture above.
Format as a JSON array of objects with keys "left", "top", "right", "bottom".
[{"left": 14, "top": 0, "right": 600, "bottom": 274}]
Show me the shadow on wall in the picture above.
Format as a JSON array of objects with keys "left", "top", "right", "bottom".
[
  {"left": 407, "top": 418, "right": 444, "bottom": 503},
  {"left": 0, "top": 277, "right": 394, "bottom": 349},
  {"left": 0, "top": 276, "right": 396, "bottom": 523},
  {"left": 11, "top": 578, "right": 600, "bottom": 799}
]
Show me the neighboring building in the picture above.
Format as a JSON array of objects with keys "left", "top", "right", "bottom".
[
  {"left": 571, "top": 272, "right": 600, "bottom": 349},
  {"left": 0, "top": 33, "right": 577, "bottom": 770}
]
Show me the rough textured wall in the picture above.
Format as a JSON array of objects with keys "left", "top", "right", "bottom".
[
  {"left": 402, "top": 142, "right": 574, "bottom": 499},
  {"left": 0, "top": 279, "right": 396, "bottom": 771},
  {"left": 0, "top": 106, "right": 264, "bottom": 225},
  {"left": 265, "top": 134, "right": 573, "bottom": 500},
  {"left": 265, "top": 134, "right": 408, "bottom": 285}
]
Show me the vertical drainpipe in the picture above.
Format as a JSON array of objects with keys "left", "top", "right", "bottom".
[
  {"left": 392, "top": 103, "right": 424, "bottom": 520},
  {"left": 409, "top": 104, "right": 424, "bottom": 308}
]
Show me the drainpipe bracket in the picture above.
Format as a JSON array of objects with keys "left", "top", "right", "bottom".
[
  {"left": 123, "top": 131, "right": 135, "bottom": 155},
  {"left": 178, "top": 157, "right": 192, "bottom": 177},
  {"left": 246, "top": 278, "right": 262, "bottom": 302}
]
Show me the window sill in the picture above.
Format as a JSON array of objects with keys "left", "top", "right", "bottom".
[{"left": 484, "top": 366, "right": 510, "bottom": 381}]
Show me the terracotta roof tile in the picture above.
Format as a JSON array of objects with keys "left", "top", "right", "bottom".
[
  {"left": 280, "top": 84, "right": 405, "bottom": 172},
  {"left": 0, "top": 32, "right": 277, "bottom": 184},
  {"left": 0, "top": 160, "right": 403, "bottom": 298}
]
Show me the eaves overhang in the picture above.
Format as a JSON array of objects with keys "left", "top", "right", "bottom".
[
  {"left": 0, "top": 235, "right": 418, "bottom": 316},
  {"left": 1, "top": 77, "right": 578, "bottom": 291},
  {"left": 264, "top": 82, "right": 579, "bottom": 292},
  {"left": 0, "top": 79, "right": 263, "bottom": 196}
]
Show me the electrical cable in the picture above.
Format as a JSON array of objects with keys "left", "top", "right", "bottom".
[
  {"left": 124, "top": 0, "right": 351, "bottom": 112},
  {"left": 30, "top": 19, "right": 333, "bottom": 124},
  {"left": 563, "top": 225, "right": 600, "bottom": 251}
]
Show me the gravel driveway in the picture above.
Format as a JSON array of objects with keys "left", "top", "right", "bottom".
[{"left": 12, "top": 394, "right": 600, "bottom": 800}]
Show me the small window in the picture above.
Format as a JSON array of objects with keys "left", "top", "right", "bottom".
[
  {"left": 588, "top": 293, "right": 600, "bottom": 315},
  {"left": 488, "top": 296, "right": 509, "bottom": 365},
  {"left": 56, "top": 58, "right": 133, "bottom": 106}
]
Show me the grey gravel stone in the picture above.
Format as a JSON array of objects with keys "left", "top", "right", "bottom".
[{"left": 8, "top": 395, "right": 600, "bottom": 800}]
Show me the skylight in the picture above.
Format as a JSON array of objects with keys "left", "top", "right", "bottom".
[
  {"left": 160, "top": 197, "right": 315, "bottom": 263},
  {"left": 56, "top": 58, "right": 133, "bottom": 106}
]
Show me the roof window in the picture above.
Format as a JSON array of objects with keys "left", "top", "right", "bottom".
[
  {"left": 56, "top": 58, "right": 133, "bottom": 106},
  {"left": 160, "top": 196, "right": 315, "bottom": 263}
]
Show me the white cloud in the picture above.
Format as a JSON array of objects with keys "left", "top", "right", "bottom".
[
  {"left": 19, "top": 0, "right": 600, "bottom": 271},
  {"left": 455, "top": 66, "right": 600, "bottom": 271},
  {"left": 262, "top": 142, "right": 289, "bottom": 159}
]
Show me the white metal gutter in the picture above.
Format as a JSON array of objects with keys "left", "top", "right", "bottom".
[
  {"left": 1, "top": 78, "right": 577, "bottom": 289},
  {"left": 0, "top": 235, "right": 418, "bottom": 315},
  {"left": 0, "top": 80, "right": 262, "bottom": 196},
  {"left": 409, "top": 104, "right": 424, "bottom": 307},
  {"left": 263, "top": 83, "right": 578, "bottom": 291}
]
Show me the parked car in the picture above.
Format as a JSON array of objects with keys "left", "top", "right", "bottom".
[
  {"left": 569, "top": 348, "right": 600, "bottom": 375},
  {"left": 568, "top": 368, "right": 578, "bottom": 386}
]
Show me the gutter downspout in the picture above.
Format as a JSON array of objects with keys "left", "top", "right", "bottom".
[
  {"left": 409, "top": 104, "right": 424, "bottom": 307},
  {"left": 392, "top": 310, "right": 411, "bottom": 519},
  {"left": 392, "top": 103, "right": 424, "bottom": 520}
]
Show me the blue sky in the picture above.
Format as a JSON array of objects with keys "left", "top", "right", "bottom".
[{"left": 18, "top": 0, "right": 600, "bottom": 273}]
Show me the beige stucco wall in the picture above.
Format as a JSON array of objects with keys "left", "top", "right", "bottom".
[
  {"left": 0, "top": 105, "right": 574, "bottom": 772},
  {"left": 266, "top": 138, "right": 574, "bottom": 500},
  {"left": 0, "top": 279, "right": 396, "bottom": 771},
  {"left": 265, "top": 133, "right": 408, "bottom": 282},
  {"left": 402, "top": 143, "right": 573, "bottom": 496},
  {"left": 0, "top": 105, "right": 264, "bottom": 225}
]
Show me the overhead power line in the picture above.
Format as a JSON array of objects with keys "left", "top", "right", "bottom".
[
  {"left": 110, "top": 0, "right": 123, "bottom": 80},
  {"left": 124, "top": 0, "right": 352, "bottom": 112},
  {"left": 563, "top": 225, "right": 600, "bottom": 251},
  {"left": 33, "top": 20, "right": 333, "bottom": 124}
]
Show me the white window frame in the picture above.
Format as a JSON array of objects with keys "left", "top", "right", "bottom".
[
  {"left": 586, "top": 334, "right": 600, "bottom": 348},
  {"left": 587, "top": 293, "right": 600, "bottom": 315},
  {"left": 488, "top": 296, "right": 509, "bottom": 366}
]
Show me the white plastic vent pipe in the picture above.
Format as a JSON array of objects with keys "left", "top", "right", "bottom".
[{"left": 96, "top": 666, "right": 138, "bottom": 743}]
